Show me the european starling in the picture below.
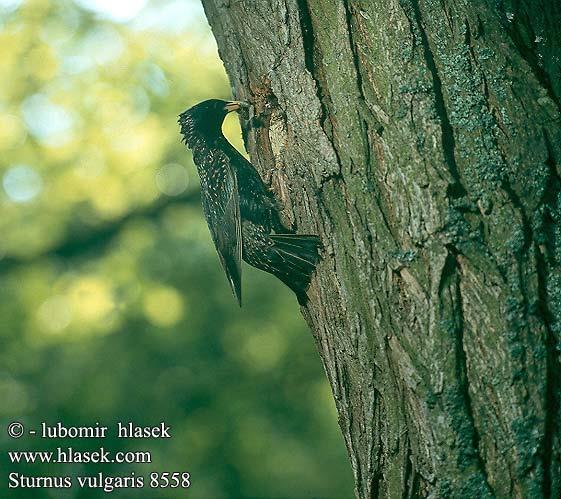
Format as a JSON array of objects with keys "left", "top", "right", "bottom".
[{"left": 178, "top": 99, "right": 321, "bottom": 305}]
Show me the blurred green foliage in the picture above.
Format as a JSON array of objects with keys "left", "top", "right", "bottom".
[{"left": 0, "top": 0, "right": 353, "bottom": 497}]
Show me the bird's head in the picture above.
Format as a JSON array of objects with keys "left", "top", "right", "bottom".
[{"left": 178, "top": 99, "right": 247, "bottom": 144}]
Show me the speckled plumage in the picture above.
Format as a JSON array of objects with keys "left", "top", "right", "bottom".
[{"left": 178, "top": 99, "right": 321, "bottom": 305}]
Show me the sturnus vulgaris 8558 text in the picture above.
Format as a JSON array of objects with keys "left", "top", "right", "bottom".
[{"left": 178, "top": 99, "right": 321, "bottom": 306}]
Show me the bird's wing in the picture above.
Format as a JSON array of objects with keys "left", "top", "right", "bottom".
[{"left": 199, "top": 148, "right": 243, "bottom": 306}]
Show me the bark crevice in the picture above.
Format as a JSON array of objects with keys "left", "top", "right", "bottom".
[
  {"left": 537, "top": 128, "right": 561, "bottom": 498},
  {"left": 452, "top": 252, "right": 494, "bottom": 496},
  {"left": 342, "top": 0, "right": 365, "bottom": 102},
  {"left": 409, "top": 0, "right": 466, "bottom": 199},
  {"left": 295, "top": 0, "right": 331, "bottom": 136},
  {"left": 536, "top": 243, "right": 559, "bottom": 499},
  {"left": 498, "top": 4, "right": 561, "bottom": 111}
]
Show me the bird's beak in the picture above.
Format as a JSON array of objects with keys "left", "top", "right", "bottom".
[{"left": 224, "top": 101, "right": 247, "bottom": 113}]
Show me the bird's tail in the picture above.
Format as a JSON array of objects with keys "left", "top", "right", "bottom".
[{"left": 268, "top": 234, "right": 322, "bottom": 305}]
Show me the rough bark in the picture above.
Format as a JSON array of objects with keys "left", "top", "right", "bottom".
[{"left": 199, "top": 0, "right": 561, "bottom": 497}]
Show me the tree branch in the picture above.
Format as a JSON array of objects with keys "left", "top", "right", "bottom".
[{"left": 0, "top": 191, "right": 200, "bottom": 274}]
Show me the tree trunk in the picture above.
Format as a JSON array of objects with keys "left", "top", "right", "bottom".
[{"left": 199, "top": 0, "right": 561, "bottom": 496}]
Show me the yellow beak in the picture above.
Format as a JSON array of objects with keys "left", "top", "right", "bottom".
[{"left": 225, "top": 101, "right": 246, "bottom": 112}]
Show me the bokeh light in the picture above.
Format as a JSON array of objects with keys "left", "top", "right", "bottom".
[
  {"left": 2, "top": 165, "right": 43, "bottom": 202},
  {"left": 37, "top": 294, "right": 73, "bottom": 333},
  {"left": 73, "top": 0, "right": 148, "bottom": 22},
  {"left": 143, "top": 284, "right": 185, "bottom": 327},
  {"left": 21, "top": 93, "right": 75, "bottom": 145},
  {"left": 155, "top": 163, "right": 189, "bottom": 196},
  {"left": 0, "top": 0, "right": 22, "bottom": 13}
]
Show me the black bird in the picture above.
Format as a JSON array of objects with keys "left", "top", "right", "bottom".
[{"left": 178, "top": 99, "right": 321, "bottom": 305}]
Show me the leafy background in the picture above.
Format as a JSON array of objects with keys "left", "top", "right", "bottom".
[{"left": 0, "top": 0, "right": 353, "bottom": 497}]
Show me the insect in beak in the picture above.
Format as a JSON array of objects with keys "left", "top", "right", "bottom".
[{"left": 224, "top": 101, "right": 248, "bottom": 113}]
